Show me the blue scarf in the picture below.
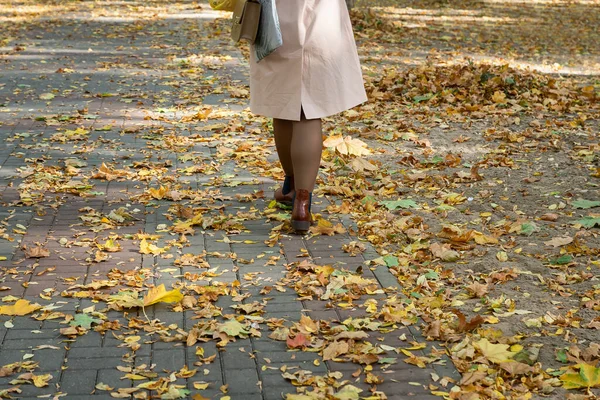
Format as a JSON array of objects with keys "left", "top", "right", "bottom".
[{"left": 254, "top": 0, "right": 283, "bottom": 62}]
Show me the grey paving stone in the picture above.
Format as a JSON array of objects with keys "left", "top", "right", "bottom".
[
  {"left": 224, "top": 367, "right": 261, "bottom": 393},
  {"left": 221, "top": 349, "right": 256, "bottom": 370},
  {"left": 66, "top": 331, "right": 103, "bottom": 348},
  {"left": 256, "top": 350, "right": 319, "bottom": 365},
  {"left": 152, "top": 348, "right": 186, "bottom": 373},
  {"left": 97, "top": 369, "right": 131, "bottom": 389},
  {"left": 264, "top": 301, "right": 304, "bottom": 313},
  {"left": 66, "top": 357, "right": 129, "bottom": 370},
  {"left": 30, "top": 348, "right": 66, "bottom": 372},
  {"left": 0, "top": 383, "right": 56, "bottom": 398},
  {"left": 227, "top": 393, "right": 263, "bottom": 400},
  {"left": 60, "top": 369, "right": 97, "bottom": 395},
  {"left": 4, "top": 318, "right": 41, "bottom": 330},
  {"left": 68, "top": 346, "right": 129, "bottom": 359},
  {"left": 264, "top": 387, "right": 297, "bottom": 400}
]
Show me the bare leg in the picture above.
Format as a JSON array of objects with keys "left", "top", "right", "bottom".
[
  {"left": 290, "top": 111, "right": 322, "bottom": 191},
  {"left": 273, "top": 118, "right": 294, "bottom": 177}
]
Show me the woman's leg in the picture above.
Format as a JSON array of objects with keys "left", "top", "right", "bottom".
[
  {"left": 273, "top": 118, "right": 295, "bottom": 202},
  {"left": 273, "top": 118, "right": 294, "bottom": 177},
  {"left": 289, "top": 111, "right": 322, "bottom": 233},
  {"left": 290, "top": 112, "right": 322, "bottom": 191}
]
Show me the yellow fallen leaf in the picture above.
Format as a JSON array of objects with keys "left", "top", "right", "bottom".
[
  {"left": 492, "top": 90, "right": 506, "bottom": 104},
  {"left": 32, "top": 373, "right": 52, "bottom": 387},
  {"left": 95, "top": 382, "right": 113, "bottom": 391},
  {"left": 472, "top": 231, "right": 498, "bottom": 245},
  {"left": 98, "top": 239, "right": 121, "bottom": 252},
  {"left": 473, "top": 338, "right": 516, "bottom": 364},
  {"left": 193, "top": 382, "right": 210, "bottom": 390},
  {"left": 148, "top": 186, "right": 168, "bottom": 200},
  {"left": 143, "top": 284, "right": 183, "bottom": 306},
  {"left": 309, "top": 218, "right": 346, "bottom": 236},
  {"left": 561, "top": 363, "right": 600, "bottom": 389},
  {"left": 323, "top": 134, "right": 370, "bottom": 157},
  {"left": 496, "top": 251, "right": 508, "bottom": 262},
  {"left": 124, "top": 373, "right": 148, "bottom": 380},
  {"left": 139, "top": 238, "right": 167, "bottom": 255},
  {"left": 0, "top": 299, "right": 42, "bottom": 316}
]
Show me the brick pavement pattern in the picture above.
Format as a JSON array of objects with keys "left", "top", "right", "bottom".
[{"left": 0, "top": 1, "right": 460, "bottom": 399}]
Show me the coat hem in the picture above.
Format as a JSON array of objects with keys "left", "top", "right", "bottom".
[{"left": 251, "top": 97, "right": 367, "bottom": 121}]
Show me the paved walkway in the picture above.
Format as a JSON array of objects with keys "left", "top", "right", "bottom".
[{"left": 0, "top": 1, "right": 459, "bottom": 399}]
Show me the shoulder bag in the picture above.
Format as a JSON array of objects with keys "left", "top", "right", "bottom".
[{"left": 231, "top": 0, "right": 261, "bottom": 44}]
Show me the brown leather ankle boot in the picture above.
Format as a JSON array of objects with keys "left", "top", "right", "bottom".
[{"left": 291, "top": 189, "right": 312, "bottom": 233}]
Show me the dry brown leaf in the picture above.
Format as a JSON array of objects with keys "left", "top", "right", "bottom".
[
  {"left": 322, "top": 341, "right": 349, "bottom": 360},
  {"left": 466, "top": 282, "right": 489, "bottom": 298},
  {"left": 543, "top": 236, "right": 574, "bottom": 247},
  {"left": 23, "top": 245, "right": 50, "bottom": 258}
]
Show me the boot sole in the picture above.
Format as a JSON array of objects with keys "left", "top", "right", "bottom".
[{"left": 291, "top": 219, "right": 310, "bottom": 233}]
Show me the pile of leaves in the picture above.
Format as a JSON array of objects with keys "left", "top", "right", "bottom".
[{"left": 366, "top": 63, "right": 598, "bottom": 113}]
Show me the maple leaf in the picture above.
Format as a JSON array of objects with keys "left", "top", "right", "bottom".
[
  {"left": 470, "top": 231, "right": 498, "bottom": 245},
  {"left": 572, "top": 199, "right": 600, "bottom": 209},
  {"left": 286, "top": 333, "right": 309, "bottom": 349},
  {"left": 466, "top": 282, "right": 489, "bottom": 298},
  {"left": 543, "top": 236, "right": 574, "bottom": 247},
  {"left": 97, "top": 238, "right": 122, "bottom": 252},
  {"left": 561, "top": 363, "right": 600, "bottom": 389},
  {"left": 139, "top": 238, "right": 167, "bottom": 255},
  {"left": 323, "top": 134, "right": 370, "bottom": 156},
  {"left": 93, "top": 250, "right": 109, "bottom": 263},
  {"left": 108, "top": 291, "right": 144, "bottom": 308},
  {"left": 269, "top": 327, "right": 289, "bottom": 341},
  {"left": 499, "top": 361, "right": 533, "bottom": 376},
  {"left": 573, "top": 216, "right": 600, "bottom": 229},
  {"left": 322, "top": 341, "right": 350, "bottom": 360},
  {"left": 333, "top": 385, "right": 363, "bottom": 400},
  {"left": 148, "top": 186, "right": 168, "bottom": 200},
  {"left": 474, "top": 338, "right": 516, "bottom": 364},
  {"left": 218, "top": 319, "right": 249, "bottom": 337},
  {"left": 453, "top": 310, "right": 485, "bottom": 333},
  {"left": 298, "top": 315, "right": 319, "bottom": 334},
  {"left": 333, "top": 331, "right": 370, "bottom": 341},
  {"left": 380, "top": 199, "right": 419, "bottom": 210},
  {"left": 349, "top": 158, "right": 377, "bottom": 172},
  {"left": 0, "top": 299, "right": 42, "bottom": 316},
  {"left": 70, "top": 313, "right": 102, "bottom": 329},
  {"left": 22, "top": 245, "right": 50, "bottom": 258},
  {"left": 309, "top": 218, "right": 346, "bottom": 236},
  {"left": 430, "top": 242, "right": 459, "bottom": 262},
  {"left": 437, "top": 224, "right": 473, "bottom": 242},
  {"left": 32, "top": 373, "right": 53, "bottom": 388},
  {"left": 143, "top": 284, "right": 184, "bottom": 306}
]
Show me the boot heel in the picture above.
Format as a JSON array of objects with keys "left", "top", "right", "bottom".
[
  {"left": 291, "top": 189, "right": 312, "bottom": 234},
  {"left": 291, "top": 219, "right": 310, "bottom": 233}
]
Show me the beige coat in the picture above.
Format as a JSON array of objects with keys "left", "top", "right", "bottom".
[{"left": 249, "top": 0, "right": 367, "bottom": 121}]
